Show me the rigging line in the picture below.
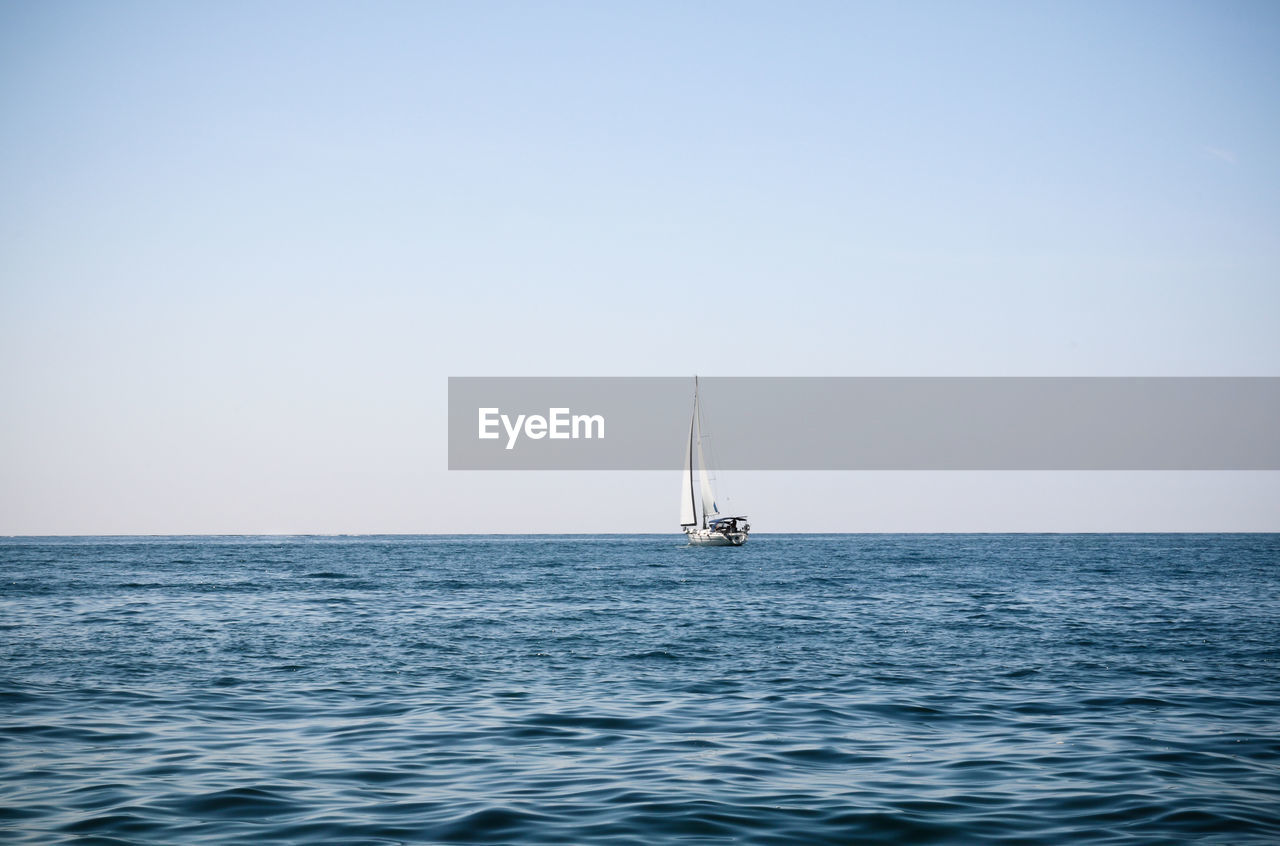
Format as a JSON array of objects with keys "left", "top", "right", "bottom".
[{"left": 698, "top": 384, "right": 725, "bottom": 492}]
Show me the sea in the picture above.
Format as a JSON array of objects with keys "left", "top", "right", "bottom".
[{"left": 2, "top": 534, "right": 1278, "bottom": 844}]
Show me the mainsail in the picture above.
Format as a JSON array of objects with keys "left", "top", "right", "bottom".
[
  {"left": 697, "top": 432, "right": 718, "bottom": 525},
  {"left": 679, "top": 412, "right": 696, "bottom": 527},
  {"left": 679, "top": 377, "right": 721, "bottom": 529}
]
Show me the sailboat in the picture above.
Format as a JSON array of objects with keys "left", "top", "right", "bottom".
[{"left": 680, "top": 377, "right": 750, "bottom": 546}]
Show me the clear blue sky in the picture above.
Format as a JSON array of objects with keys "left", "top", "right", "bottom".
[{"left": 2, "top": 1, "right": 1277, "bottom": 533}]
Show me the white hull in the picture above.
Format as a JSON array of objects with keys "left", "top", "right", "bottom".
[{"left": 686, "top": 529, "right": 747, "bottom": 546}]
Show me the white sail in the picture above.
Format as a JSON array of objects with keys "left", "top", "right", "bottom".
[
  {"left": 679, "top": 413, "right": 696, "bottom": 526},
  {"left": 697, "top": 434, "right": 717, "bottom": 524}
]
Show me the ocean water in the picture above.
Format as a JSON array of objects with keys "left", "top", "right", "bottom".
[{"left": 2, "top": 534, "right": 1279, "bottom": 844}]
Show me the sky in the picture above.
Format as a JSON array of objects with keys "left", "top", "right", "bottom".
[{"left": 1, "top": 0, "right": 1278, "bottom": 534}]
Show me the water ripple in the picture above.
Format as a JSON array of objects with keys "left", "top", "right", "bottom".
[{"left": 2, "top": 533, "right": 1279, "bottom": 843}]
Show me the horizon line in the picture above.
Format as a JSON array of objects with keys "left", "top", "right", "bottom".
[{"left": 3, "top": 531, "right": 1278, "bottom": 539}]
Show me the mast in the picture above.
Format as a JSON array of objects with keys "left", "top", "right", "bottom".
[
  {"left": 695, "top": 376, "right": 703, "bottom": 529},
  {"left": 680, "top": 376, "right": 697, "bottom": 527},
  {"left": 687, "top": 405, "right": 697, "bottom": 526}
]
